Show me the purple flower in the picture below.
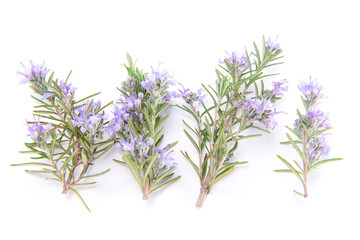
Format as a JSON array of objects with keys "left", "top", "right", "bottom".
[
  {"left": 115, "top": 133, "right": 154, "bottom": 158},
  {"left": 308, "top": 110, "right": 330, "bottom": 128},
  {"left": 238, "top": 97, "right": 279, "bottom": 129},
  {"left": 72, "top": 100, "right": 105, "bottom": 130},
  {"left": 181, "top": 88, "right": 206, "bottom": 106},
  {"left": 141, "top": 64, "right": 174, "bottom": 90},
  {"left": 26, "top": 118, "right": 52, "bottom": 141},
  {"left": 59, "top": 80, "right": 77, "bottom": 98},
  {"left": 105, "top": 105, "right": 124, "bottom": 138},
  {"left": 119, "top": 92, "right": 143, "bottom": 109},
  {"left": 238, "top": 96, "right": 263, "bottom": 112},
  {"left": 265, "top": 36, "right": 281, "bottom": 52},
  {"left": 197, "top": 88, "right": 206, "bottom": 104},
  {"left": 155, "top": 147, "right": 177, "bottom": 168},
  {"left": 220, "top": 51, "right": 249, "bottom": 73},
  {"left": 177, "top": 83, "right": 190, "bottom": 97},
  {"left": 166, "top": 91, "right": 180, "bottom": 99},
  {"left": 298, "top": 78, "right": 324, "bottom": 99},
  {"left": 272, "top": 80, "right": 288, "bottom": 96},
  {"left": 18, "top": 61, "right": 50, "bottom": 84},
  {"left": 306, "top": 135, "right": 330, "bottom": 163},
  {"left": 115, "top": 135, "right": 136, "bottom": 151}
]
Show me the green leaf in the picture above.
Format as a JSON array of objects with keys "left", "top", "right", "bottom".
[
  {"left": 150, "top": 175, "right": 181, "bottom": 193},
  {"left": 122, "top": 155, "right": 143, "bottom": 189},
  {"left": 42, "top": 168, "right": 61, "bottom": 179},
  {"left": 82, "top": 168, "right": 111, "bottom": 178},
  {"left": 237, "top": 134, "right": 262, "bottom": 141},
  {"left": 113, "top": 159, "right": 125, "bottom": 164},
  {"left": 245, "top": 125, "right": 270, "bottom": 134},
  {"left": 150, "top": 167, "right": 175, "bottom": 187},
  {"left": 24, "top": 170, "right": 49, "bottom": 174},
  {"left": 253, "top": 41, "right": 261, "bottom": 65},
  {"left": 45, "top": 178, "right": 62, "bottom": 182},
  {"left": 280, "top": 140, "right": 302, "bottom": 145},
  {"left": 155, "top": 115, "right": 169, "bottom": 131},
  {"left": 276, "top": 155, "right": 303, "bottom": 183},
  {"left": 92, "top": 145, "right": 113, "bottom": 161},
  {"left": 308, "top": 128, "right": 331, "bottom": 141},
  {"left": 144, "top": 154, "right": 158, "bottom": 179},
  {"left": 64, "top": 70, "right": 72, "bottom": 85},
  {"left": 11, "top": 162, "right": 53, "bottom": 167},
  {"left": 50, "top": 136, "right": 57, "bottom": 156},
  {"left": 74, "top": 182, "right": 97, "bottom": 186},
  {"left": 58, "top": 133, "right": 84, "bottom": 160},
  {"left": 177, "top": 105, "right": 198, "bottom": 121},
  {"left": 60, "top": 148, "right": 80, "bottom": 170},
  {"left": 210, "top": 166, "right": 234, "bottom": 188},
  {"left": 310, "top": 158, "right": 342, "bottom": 171},
  {"left": 165, "top": 141, "right": 178, "bottom": 151},
  {"left": 70, "top": 188, "right": 91, "bottom": 212},
  {"left": 218, "top": 161, "right": 248, "bottom": 172},
  {"left": 201, "top": 84, "right": 217, "bottom": 105},
  {"left": 96, "top": 100, "right": 113, "bottom": 114},
  {"left": 201, "top": 157, "right": 208, "bottom": 180},
  {"left": 293, "top": 190, "right": 305, "bottom": 197},
  {"left": 180, "top": 150, "right": 200, "bottom": 179},
  {"left": 286, "top": 133, "right": 307, "bottom": 164},
  {"left": 285, "top": 126, "right": 300, "bottom": 139},
  {"left": 55, "top": 98, "right": 72, "bottom": 116},
  {"left": 182, "top": 120, "right": 197, "bottom": 136},
  {"left": 274, "top": 169, "right": 293, "bottom": 173},
  {"left": 183, "top": 129, "right": 200, "bottom": 153}
]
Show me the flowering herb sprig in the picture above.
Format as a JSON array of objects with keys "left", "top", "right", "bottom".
[
  {"left": 179, "top": 36, "right": 285, "bottom": 207},
  {"left": 275, "top": 78, "right": 342, "bottom": 197},
  {"left": 13, "top": 61, "right": 113, "bottom": 211},
  {"left": 108, "top": 54, "right": 180, "bottom": 200}
]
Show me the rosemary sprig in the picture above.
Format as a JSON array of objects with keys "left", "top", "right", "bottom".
[
  {"left": 13, "top": 61, "right": 113, "bottom": 211},
  {"left": 179, "top": 36, "right": 286, "bottom": 207},
  {"left": 107, "top": 54, "right": 180, "bottom": 199},
  {"left": 275, "top": 78, "right": 342, "bottom": 197}
]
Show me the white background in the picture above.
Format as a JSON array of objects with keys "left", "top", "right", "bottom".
[{"left": 1, "top": 0, "right": 359, "bottom": 239}]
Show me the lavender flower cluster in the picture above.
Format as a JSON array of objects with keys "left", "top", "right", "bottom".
[
  {"left": 107, "top": 61, "right": 178, "bottom": 174},
  {"left": 276, "top": 76, "right": 340, "bottom": 198},
  {"left": 177, "top": 83, "right": 206, "bottom": 106},
  {"left": 19, "top": 62, "right": 107, "bottom": 146},
  {"left": 296, "top": 78, "right": 330, "bottom": 164},
  {"left": 237, "top": 80, "right": 287, "bottom": 129}
]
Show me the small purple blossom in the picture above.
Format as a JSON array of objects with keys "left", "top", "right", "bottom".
[
  {"left": 238, "top": 96, "right": 263, "bottom": 112},
  {"left": 72, "top": 100, "right": 105, "bottom": 130},
  {"left": 105, "top": 105, "right": 125, "bottom": 138},
  {"left": 180, "top": 86, "right": 206, "bottom": 106},
  {"left": 265, "top": 36, "right": 281, "bottom": 52},
  {"left": 26, "top": 118, "right": 52, "bottom": 141},
  {"left": 220, "top": 51, "right": 249, "bottom": 74},
  {"left": 119, "top": 92, "right": 143, "bottom": 110},
  {"left": 238, "top": 97, "right": 279, "bottom": 129},
  {"left": 115, "top": 133, "right": 154, "bottom": 161},
  {"left": 177, "top": 83, "right": 190, "bottom": 97},
  {"left": 155, "top": 147, "right": 177, "bottom": 168},
  {"left": 18, "top": 61, "right": 50, "bottom": 84},
  {"left": 197, "top": 88, "right": 206, "bottom": 105},
  {"left": 115, "top": 134, "right": 137, "bottom": 151},
  {"left": 166, "top": 91, "right": 180, "bottom": 99},
  {"left": 298, "top": 78, "right": 324, "bottom": 99},
  {"left": 306, "top": 135, "right": 330, "bottom": 163},
  {"left": 308, "top": 110, "right": 330, "bottom": 128},
  {"left": 141, "top": 64, "right": 174, "bottom": 90},
  {"left": 59, "top": 80, "right": 77, "bottom": 98},
  {"left": 272, "top": 80, "right": 288, "bottom": 96}
]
